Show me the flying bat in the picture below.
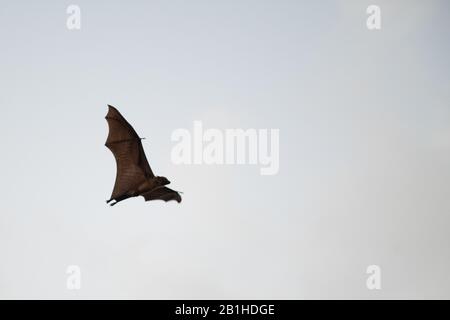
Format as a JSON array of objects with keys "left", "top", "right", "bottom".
[{"left": 104, "top": 105, "right": 182, "bottom": 206}]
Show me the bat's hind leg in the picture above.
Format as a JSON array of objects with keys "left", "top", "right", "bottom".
[
  {"left": 107, "top": 194, "right": 130, "bottom": 206},
  {"left": 106, "top": 198, "right": 118, "bottom": 206}
]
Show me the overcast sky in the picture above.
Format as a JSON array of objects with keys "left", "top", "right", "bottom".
[{"left": 0, "top": 0, "right": 449, "bottom": 299}]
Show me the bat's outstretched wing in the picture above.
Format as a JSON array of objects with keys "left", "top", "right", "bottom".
[
  {"left": 105, "top": 105, "right": 155, "bottom": 200},
  {"left": 142, "top": 187, "right": 182, "bottom": 203}
]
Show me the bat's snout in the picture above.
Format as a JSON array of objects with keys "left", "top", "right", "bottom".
[{"left": 157, "top": 176, "right": 171, "bottom": 186}]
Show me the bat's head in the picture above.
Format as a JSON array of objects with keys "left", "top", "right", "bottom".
[{"left": 156, "top": 176, "right": 170, "bottom": 186}]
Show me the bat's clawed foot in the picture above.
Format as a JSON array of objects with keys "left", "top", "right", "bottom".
[{"left": 109, "top": 201, "right": 118, "bottom": 206}]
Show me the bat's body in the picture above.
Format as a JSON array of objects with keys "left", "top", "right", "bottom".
[{"left": 104, "top": 105, "right": 182, "bottom": 206}]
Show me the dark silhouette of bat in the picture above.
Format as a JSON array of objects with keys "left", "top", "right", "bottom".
[{"left": 105, "top": 105, "right": 182, "bottom": 206}]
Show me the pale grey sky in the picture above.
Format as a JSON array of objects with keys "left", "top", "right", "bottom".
[{"left": 0, "top": 0, "right": 449, "bottom": 299}]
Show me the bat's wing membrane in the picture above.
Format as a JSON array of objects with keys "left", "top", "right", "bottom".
[
  {"left": 142, "top": 187, "right": 182, "bottom": 203},
  {"left": 105, "top": 105, "right": 155, "bottom": 199}
]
